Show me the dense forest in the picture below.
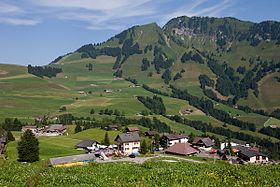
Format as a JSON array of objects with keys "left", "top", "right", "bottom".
[
  {"left": 27, "top": 65, "right": 62, "bottom": 78},
  {"left": 137, "top": 95, "right": 166, "bottom": 115}
]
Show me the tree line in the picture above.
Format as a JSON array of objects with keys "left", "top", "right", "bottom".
[
  {"left": 27, "top": 65, "right": 62, "bottom": 78},
  {"left": 137, "top": 95, "right": 166, "bottom": 115}
]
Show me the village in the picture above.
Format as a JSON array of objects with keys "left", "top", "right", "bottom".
[{"left": 16, "top": 123, "right": 270, "bottom": 167}]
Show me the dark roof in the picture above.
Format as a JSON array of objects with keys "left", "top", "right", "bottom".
[
  {"left": 49, "top": 154, "right": 96, "bottom": 165},
  {"left": 126, "top": 127, "right": 139, "bottom": 132},
  {"left": 192, "top": 137, "right": 214, "bottom": 147},
  {"left": 115, "top": 132, "right": 140, "bottom": 143},
  {"left": 45, "top": 124, "right": 66, "bottom": 132},
  {"left": 233, "top": 145, "right": 267, "bottom": 158},
  {"left": 76, "top": 139, "right": 99, "bottom": 148},
  {"left": 165, "top": 143, "right": 199, "bottom": 156},
  {"left": 163, "top": 133, "right": 189, "bottom": 141},
  {"left": 145, "top": 131, "right": 157, "bottom": 136}
]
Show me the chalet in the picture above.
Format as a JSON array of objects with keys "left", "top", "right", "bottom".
[
  {"left": 115, "top": 132, "right": 141, "bottom": 155},
  {"left": 220, "top": 141, "right": 240, "bottom": 150},
  {"left": 49, "top": 154, "right": 96, "bottom": 167},
  {"left": 21, "top": 126, "right": 37, "bottom": 133},
  {"left": 44, "top": 124, "right": 66, "bottom": 134},
  {"left": 76, "top": 139, "right": 100, "bottom": 151},
  {"left": 126, "top": 127, "right": 139, "bottom": 133},
  {"left": 165, "top": 143, "right": 199, "bottom": 156},
  {"left": 161, "top": 133, "right": 189, "bottom": 147},
  {"left": 104, "top": 89, "right": 113, "bottom": 93},
  {"left": 233, "top": 145, "right": 269, "bottom": 163},
  {"left": 192, "top": 137, "right": 214, "bottom": 151},
  {"left": 145, "top": 131, "right": 157, "bottom": 138}
]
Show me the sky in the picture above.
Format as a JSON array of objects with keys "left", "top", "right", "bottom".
[{"left": 0, "top": 0, "right": 280, "bottom": 66}]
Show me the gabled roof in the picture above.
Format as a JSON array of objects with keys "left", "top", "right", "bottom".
[
  {"left": 49, "top": 154, "right": 96, "bottom": 165},
  {"left": 76, "top": 139, "right": 99, "bottom": 148},
  {"left": 165, "top": 143, "right": 199, "bottom": 156},
  {"left": 162, "top": 133, "right": 189, "bottom": 141},
  {"left": 115, "top": 132, "right": 140, "bottom": 143},
  {"left": 192, "top": 137, "right": 213, "bottom": 147},
  {"left": 233, "top": 145, "right": 267, "bottom": 158},
  {"left": 126, "top": 127, "right": 139, "bottom": 132},
  {"left": 145, "top": 131, "right": 157, "bottom": 136},
  {"left": 45, "top": 124, "right": 66, "bottom": 131}
]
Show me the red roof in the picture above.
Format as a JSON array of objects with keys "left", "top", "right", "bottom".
[
  {"left": 126, "top": 127, "right": 139, "bottom": 132},
  {"left": 165, "top": 143, "right": 199, "bottom": 156}
]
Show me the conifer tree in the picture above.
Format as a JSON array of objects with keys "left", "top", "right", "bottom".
[{"left": 17, "top": 130, "right": 39, "bottom": 162}]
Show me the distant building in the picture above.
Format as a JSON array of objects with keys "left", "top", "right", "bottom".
[
  {"left": 125, "top": 127, "right": 139, "bottom": 133},
  {"left": 161, "top": 133, "right": 189, "bottom": 147},
  {"left": 145, "top": 131, "right": 157, "bottom": 138},
  {"left": 115, "top": 132, "right": 141, "bottom": 155},
  {"left": 233, "top": 145, "right": 269, "bottom": 163},
  {"left": 192, "top": 137, "right": 214, "bottom": 151},
  {"left": 220, "top": 141, "right": 240, "bottom": 150},
  {"left": 76, "top": 139, "right": 100, "bottom": 151},
  {"left": 165, "top": 143, "right": 199, "bottom": 156},
  {"left": 21, "top": 126, "right": 37, "bottom": 133},
  {"left": 44, "top": 124, "right": 66, "bottom": 134}
]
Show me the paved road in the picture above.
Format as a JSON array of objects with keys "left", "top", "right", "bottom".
[{"left": 95, "top": 155, "right": 204, "bottom": 164}]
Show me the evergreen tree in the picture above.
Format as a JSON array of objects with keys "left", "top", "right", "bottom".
[
  {"left": 90, "top": 109, "right": 95, "bottom": 114},
  {"left": 140, "top": 139, "right": 148, "bottom": 154},
  {"left": 75, "top": 124, "right": 82, "bottom": 133},
  {"left": 17, "top": 130, "right": 39, "bottom": 162},
  {"left": 7, "top": 131, "right": 15, "bottom": 142},
  {"left": 103, "top": 132, "right": 110, "bottom": 146}
]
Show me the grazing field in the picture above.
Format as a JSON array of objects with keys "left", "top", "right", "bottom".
[{"left": 0, "top": 158, "right": 279, "bottom": 187}]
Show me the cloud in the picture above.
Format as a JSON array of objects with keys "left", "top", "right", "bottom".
[
  {"left": 159, "top": 0, "right": 235, "bottom": 26},
  {"left": 0, "top": 0, "right": 235, "bottom": 29},
  {"left": 0, "top": 17, "right": 39, "bottom": 26},
  {"left": 0, "top": 2, "right": 22, "bottom": 14}
]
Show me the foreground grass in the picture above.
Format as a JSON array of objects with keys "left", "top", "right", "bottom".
[{"left": 0, "top": 158, "right": 279, "bottom": 186}]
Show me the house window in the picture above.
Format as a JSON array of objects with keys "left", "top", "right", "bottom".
[
  {"left": 125, "top": 148, "right": 130, "bottom": 151},
  {"left": 125, "top": 143, "right": 129, "bottom": 146},
  {"left": 256, "top": 155, "right": 260, "bottom": 160},
  {"left": 134, "top": 142, "right": 138, "bottom": 145}
]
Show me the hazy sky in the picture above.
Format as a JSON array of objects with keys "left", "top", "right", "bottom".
[{"left": 0, "top": 0, "right": 280, "bottom": 66}]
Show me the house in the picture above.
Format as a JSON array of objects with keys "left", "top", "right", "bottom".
[
  {"left": 126, "top": 127, "right": 139, "bottom": 133},
  {"left": 192, "top": 137, "right": 214, "bottom": 151},
  {"left": 44, "top": 124, "right": 66, "bottom": 134},
  {"left": 76, "top": 139, "right": 100, "bottom": 151},
  {"left": 49, "top": 153, "right": 96, "bottom": 167},
  {"left": 165, "top": 143, "right": 199, "bottom": 156},
  {"left": 104, "top": 89, "right": 113, "bottom": 93},
  {"left": 161, "top": 133, "right": 189, "bottom": 147},
  {"left": 145, "top": 131, "right": 157, "bottom": 138},
  {"left": 21, "top": 126, "right": 37, "bottom": 133},
  {"left": 115, "top": 132, "right": 141, "bottom": 155},
  {"left": 233, "top": 145, "right": 269, "bottom": 163}
]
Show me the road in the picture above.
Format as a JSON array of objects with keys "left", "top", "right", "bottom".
[{"left": 95, "top": 155, "right": 204, "bottom": 164}]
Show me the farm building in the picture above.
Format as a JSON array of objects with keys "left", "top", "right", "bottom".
[
  {"left": 76, "top": 139, "right": 100, "bottom": 152},
  {"left": 109, "top": 125, "right": 119, "bottom": 131},
  {"left": 161, "top": 133, "right": 189, "bottom": 147},
  {"left": 44, "top": 124, "right": 66, "bottom": 134},
  {"left": 145, "top": 131, "right": 157, "bottom": 137},
  {"left": 192, "top": 137, "right": 214, "bottom": 151},
  {"left": 233, "top": 145, "right": 269, "bottom": 163},
  {"left": 165, "top": 143, "right": 199, "bottom": 156},
  {"left": 49, "top": 154, "right": 96, "bottom": 167},
  {"left": 115, "top": 132, "right": 141, "bottom": 155},
  {"left": 21, "top": 126, "right": 37, "bottom": 132},
  {"left": 125, "top": 127, "right": 139, "bottom": 133}
]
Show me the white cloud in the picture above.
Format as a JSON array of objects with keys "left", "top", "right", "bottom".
[
  {"left": 159, "top": 0, "right": 234, "bottom": 26},
  {"left": 0, "top": 2, "right": 22, "bottom": 14},
  {"left": 0, "top": 17, "right": 39, "bottom": 26},
  {"left": 0, "top": 0, "right": 235, "bottom": 29}
]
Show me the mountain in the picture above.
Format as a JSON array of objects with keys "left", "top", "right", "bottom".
[
  {"left": 2, "top": 16, "right": 280, "bottom": 159},
  {"left": 54, "top": 16, "right": 280, "bottom": 112}
]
